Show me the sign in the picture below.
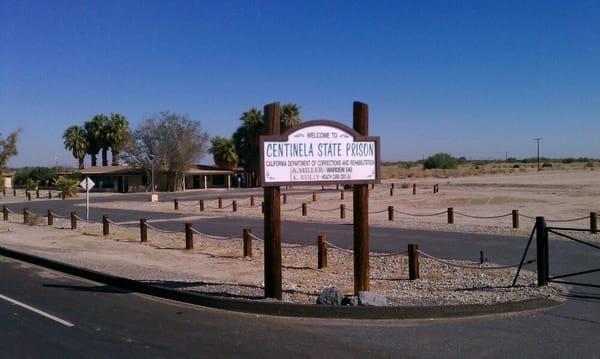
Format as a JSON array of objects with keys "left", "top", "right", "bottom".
[
  {"left": 260, "top": 120, "right": 380, "bottom": 187},
  {"left": 79, "top": 177, "right": 95, "bottom": 191}
]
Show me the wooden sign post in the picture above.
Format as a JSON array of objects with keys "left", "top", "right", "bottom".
[{"left": 260, "top": 101, "right": 380, "bottom": 299}]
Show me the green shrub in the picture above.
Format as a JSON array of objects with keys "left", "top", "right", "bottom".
[
  {"left": 423, "top": 153, "right": 458, "bottom": 169},
  {"left": 25, "top": 178, "right": 38, "bottom": 191},
  {"left": 14, "top": 167, "right": 57, "bottom": 186},
  {"left": 56, "top": 176, "right": 79, "bottom": 198}
]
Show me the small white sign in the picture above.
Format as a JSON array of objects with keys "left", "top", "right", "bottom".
[{"left": 79, "top": 177, "right": 95, "bottom": 191}]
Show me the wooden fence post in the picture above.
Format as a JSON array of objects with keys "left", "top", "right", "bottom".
[
  {"left": 389, "top": 187, "right": 393, "bottom": 196},
  {"left": 140, "top": 218, "right": 148, "bottom": 242},
  {"left": 199, "top": 200, "right": 204, "bottom": 211},
  {"left": 591, "top": 212, "right": 597, "bottom": 234},
  {"left": 2, "top": 206, "right": 8, "bottom": 221},
  {"left": 318, "top": 235, "right": 327, "bottom": 269},
  {"left": 243, "top": 228, "right": 252, "bottom": 257},
  {"left": 232, "top": 200, "right": 237, "bottom": 212},
  {"left": 174, "top": 199, "right": 179, "bottom": 210},
  {"left": 216, "top": 197, "right": 221, "bottom": 209},
  {"left": 283, "top": 194, "right": 287, "bottom": 204},
  {"left": 340, "top": 190, "right": 344, "bottom": 200},
  {"left": 185, "top": 223, "right": 193, "bottom": 249},
  {"left": 408, "top": 244, "right": 419, "bottom": 280},
  {"left": 261, "top": 202, "right": 264, "bottom": 214},
  {"left": 391, "top": 183, "right": 395, "bottom": 189},
  {"left": 250, "top": 195, "right": 255, "bottom": 207},
  {"left": 512, "top": 210, "right": 519, "bottom": 229},
  {"left": 312, "top": 192, "right": 317, "bottom": 202},
  {"left": 23, "top": 208, "right": 29, "bottom": 224},
  {"left": 13, "top": 189, "right": 16, "bottom": 196},
  {"left": 27, "top": 192, "right": 31, "bottom": 201},
  {"left": 2, "top": 188, "right": 5, "bottom": 196},
  {"left": 36, "top": 189, "right": 40, "bottom": 199},
  {"left": 413, "top": 183, "right": 416, "bottom": 195},
  {"left": 388, "top": 206, "right": 394, "bottom": 221},
  {"left": 302, "top": 203, "right": 307, "bottom": 216},
  {"left": 536, "top": 217, "right": 548, "bottom": 286},
  {"left": 47, "top": 210, "right": 54, "bottom": 226},
  {"left": 340, "top": 204, "right": 345, "bottom": 219},
  {"left": 102, "top": 215, "right": 109, "bottom": 235},
  {"left": 48, "top": 191, "right": 52, "bottom": 199},
  {"left": 447, "top": 207, "right": 454, "bottom": 224},
  {"left": 70, "top": 211, "right": 77, "bottom": 229}
]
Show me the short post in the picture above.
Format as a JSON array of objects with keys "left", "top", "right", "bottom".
[
  {"left": 2, "top": 206, "right": 8, "bottom": 221},
  {"left": 283, "top": 193, "right": 287, "bottom": 204},
  {"left": 199, "top": 200, "right": 204, "bottom": 211},
  {"left": 340, "top": 190, "right": 344, "bottom": 200},
  {"left": 261, "top": 202, "right": 264, "bottom": 214},
  {"left": 388, "top": 206, "right": 394, "bottom": 221},
  {"left": 185, "top": 223, "right": 193, "bottom": 250},
  {"left": 218, "top": 197, "right": 223, "bottom": 209},
  {"left": 512, "top": 210, "right": 519, "bottom": 229},
  {"left": 413, "top": 183, "right": 416, "bottom": 195},
  {"left": 340, "top": 204, "right": 345, "bottom": 219},
  {"left": 232, "top": 200, "right": 237, "bottom": 212},
  {"left": 336, "top": 184, "right": 339, "bottom": 190},
  {"left": 70, "top": 211, "right": 77, "bottom": 230},
  {"left": 102, "top": 215, "right": 109, "bottom": 235},
  {"left": 408, "top": 244, "right": 419, "bottom": 280},
  {"left": 447, "top": 207, "right": 454, "bottom": 224},
  {"left": 250, "top": 195, "right": 255, "bottom": 206},
  {"left": 590, "top": 212, "right": 597, "bottom": 234},
  {"left": 140, "top": 218, "right": 148, "bottom": 242},
  {"left": 47, "top": 210, "right": 54, "bottom": 225},
  {"left": 174, "top": 199, "right": 179, "bottom": 210},
  {"left": 318, "top": 235, "right": 327, "bottom": 269},
  {"left": 36, "top": 189, "right": 40, "bottom": 199},
  {"left": 27, "top": 191, "right": 31, "bottom": 201},
  {"left": 23, "top": 208, "right": 29, "bottom": 224},
  {"left": 2, "top": 188, "right": 4, "bottom": 196},
  {"left": 389, "top": 187, "right": 393, "bottom": 197},
  {"left": 536, "top": 217, "right": 548, "bottom": 286},
  {"left": 312, "top": 192, "right": 317, "bottom": 202},
  {"left": 321, "top": 185, "right": 325, "bottom": 191},
  {"left": 391, "top": 183, "right": 395, "bottom": 189},
  {"left": 13, "top": 189, "right": 16, "bottom": 196},
  {"left": 243, "top": 228, "right": 252, "bottom": 257},
  {"left": 302, "top": 203, "right": 307, "bottom": 216},
  {"left": 48, "top": 191, "right": 52, "bottom": 199},
  {"left": 371, "top": 183, "right": 375, "bottom": 190}
]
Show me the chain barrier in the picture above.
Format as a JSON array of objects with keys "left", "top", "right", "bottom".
[
  {"left": 189, "top": 226, "right": 240, "bottom": 241},
  {"left": 519, "top": 213, "right": 590, "bottom": 222},
  {"left": 324, "top": 241, "right": 354, "bottom": 254},
  {"left": 282, "top": 205, "right": 303, "bottom": 212},
  {"left": 417, "top": 249, "right": 536, "bottom": 270},
  {"left": 145, "top": 222, "right": 182, "bottom": 234},
  {"left": 393, "top": 209, "right": 448, "bottom": 217},
  {"left": 248, "top": 232, "right": 264, "bottom": 242},
  {"left": 454, "top": 211, "right": 512, "bottom": 219},
  {"left": 368, "top": 209, "right": 388, "bottom": 215},
  {"left": 307, "top": 206, "right": 339, "bottom": 212},
  {"left": 105, "top": 218, "right": 131, "bottom": 228}
]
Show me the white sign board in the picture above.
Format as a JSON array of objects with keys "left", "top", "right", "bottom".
[
  {"left": 260, "top": 120, "right": 380, "bottom": 186},
  {"left": 79, "top": 177, "right": 95, "bottom": 191}
]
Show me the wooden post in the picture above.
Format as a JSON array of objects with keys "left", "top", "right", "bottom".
[
  {"left": 140, "top": 218, "right": 148, "bottom": 242},
  {"left": 232, "top": 200, "right": 237, "bottom": 212},
  {"left": 512, "top": 210, "right": 519, "bottom": 229},
  {"left": 70, "top": 211, "right": 77, "bottom": 230},
  {"left": 336, "top": 184, "right": 339, "bottom": 190},
  {"left": 2, "top": 188, "right": 4, "bottom": 196},
  {"left": 218, "top": 197, "right": 223, "bottom": 209},
  {"left": 408, "top": 244, "right": 419, "bottom": 280},
  {"left": 447, "top": 207, "right": 454, "bottom": 224},
  {"left": 340, "top": 204, "right": 345, "bottom": 219},
  {"left": 13, "top": 188, "right": 16, "bottom": 196},
  {"left": 283, "top": 193, "right": 287, "bottom": 204},
  {"left": 174, "top": 199, "right": 179, "bottom": 210},
  {"left": 103, "top": 215, "right": 109, "bottom": 235},
  {"left": 391, "top": 183, "right": 395, "bottom": 189},
  {"left": 250, "top": 195, "right": 255, "bottom": 206},
  {"left": 591, "top": 212, "right": 597, "bottom": 234},
  {"left": 2, "top": 206, "right": 7, "bottom": 221},
  {"left": 48, "top": 191, "right": 52, "bottom": 199},
  {"left": 340, "top": 190, "right": 344, "bottom": 200},
  {"left": 302, "top": 203, "right": 307, "bottom": 216},
  {"left": 389, "top": 187, "right": 393, "bottom": 196},
  {"left": 199, "top": 200, "right": 204, "bottom": 211},
  {"left": 312, "top": 192, "right": 317, "bottom": 202},
  {"left": 47, "top": 210, "right": 54, "bottom": 225},
  {"left": 371, "top": 183, "right": 374, "bottom": 190},
  {"left": 263, "top": 102, "right": 282, "bottom": 299},
  {"left": 23, "top": 208, "right": 29, "bottom": 224},
  {"left": 36, "top": 189, "right": 40, "bottom": 199},
  {"left": 261, "top": 202, "right": 264, "bottom": 214},
  {"left": 413, "top": 183, "right": 416, "bottom": 195},
  {"left": 318, "top": 235, "right": 327, "bottom": 269},
  {"left": 243, "top": 228, "right": 252, "bottom": 257},
  {"left": 536, "top": 217, "right": 548, "bottom": 286},
  {"left": 27, "top": 191, "right": 31, "bottom": 201},
  {"left": 185, "top": 223, "right": 193, "bottom": 250},
  {"left": 353, "top": 101, "right": 370, "bottom": 294},
  {"left": 388, "top": 206, "right": 394, "bottom": 221}
]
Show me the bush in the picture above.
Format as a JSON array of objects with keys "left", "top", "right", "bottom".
[
  {"left": 25, "top": 178, "right": 38, "bottom": 191},
  {"left": 14, "top": 167, "right": 57, "bottom": 186},
  {"left": 56, "top": 176, "right": 79, "bottom": 198},
  {"left": 512, "top": 164, "right": 520, "bottom": 168},
  {"left": 562, "top": 158, "right": 574, "bottom": 164},
  {"left": 423, "top": 153, "right": 458, "bottom": 170},
  {"left": 542, "top": 162, "right": 552, "bottom": 168}
]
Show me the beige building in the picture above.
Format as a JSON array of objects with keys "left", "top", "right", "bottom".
[{"left": 1, "top": 171, "right": 15, "bottom": 189}]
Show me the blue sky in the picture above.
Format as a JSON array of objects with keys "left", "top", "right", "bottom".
[{"left": 1, "top": 0, "right": 599, "bottom": 167}]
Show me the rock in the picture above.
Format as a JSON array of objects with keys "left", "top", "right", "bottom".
[
  {"left": 316, "top": 286, "right": 343, "bottom": 305},
  {"left": 341, "top": 296, "right": 356, "bottom": 306},
  {"left": 358, "top": 291, "right": 388, "bottom": 306}
]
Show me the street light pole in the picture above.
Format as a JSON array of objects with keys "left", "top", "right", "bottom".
[{"left": 534, "top": 138, "right": 542, "bottom": 171}]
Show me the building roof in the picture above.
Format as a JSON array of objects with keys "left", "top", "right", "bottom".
[
  {"left": 1, "top": 171, "right": 16, "bottom": 177},
  {"left": 59, "top": 165, "right": 235, "bottom": 176}
]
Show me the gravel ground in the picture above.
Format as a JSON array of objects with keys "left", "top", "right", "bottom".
[{"left": 0, "top": 213, "right": 566, "bottom": 306}]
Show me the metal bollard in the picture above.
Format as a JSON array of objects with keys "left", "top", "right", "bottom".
[
  {"left": 185, "top": 223, "right": 193, "bottom": 249},
  {"left": 447, "top": 207, "right": 454, "bottom": 224},
  {"left": 512, "top": 210, "right": 519, "bottom": 229},
  {"left": 243, "top": 228, "right": 252, "bottom": 257},
  {"left": 318, "top": 235, "right": 327, "bottom": 269},
  {"left": 103, "top": 215, "right": 109, "bottom": 235},
  {"left": 140, "top": 218, "right": 148, "bottom": 242},
  {"left": 388, "top": 206, "right": 394, "bottom": 221},
  {"left": 302, "top": 203, "right": 307, "bottom": 216},
  {"left": 408, "top": 244, "right": 419, "bottom": 280}
]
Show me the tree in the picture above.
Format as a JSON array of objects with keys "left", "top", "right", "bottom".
[
  {"left": 106, "top": 113, "right": 130, "bottom": 166},
  {"left": 63, "top": 125, "right": 88, "bottom": 169},
  {"left": 0, "top": 130, "right": 19, "bottom": 168},
  {"left": 423, "top": 153, "right": 458, "bottom": 169},
  {"left": 209, "top": 136, "right": 237, "bottom": 170},
  {"left": 122, "top": 112, "right": 209, "bottom": 191},
  {"left": 84, "top": 114, "right": 109, "bottom": 167},
  {"left": 280, "top": 103, "right": 301, "bottom": 132},
  {"left": 56, "top": 176, "right": 79, "bottom": 198}
]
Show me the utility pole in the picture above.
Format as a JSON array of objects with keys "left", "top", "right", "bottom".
[{"left": 534, "top": 138, "right": 542, "bottom": 171}]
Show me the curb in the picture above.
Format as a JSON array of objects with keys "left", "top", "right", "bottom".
[{"left": 0, "top": 245, "right": 561, "bottom": 320}]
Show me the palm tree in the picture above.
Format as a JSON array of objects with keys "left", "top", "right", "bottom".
[
  {"left": 85, "top": 114, "right": 109, "bottom": 167},
  {"left": 280, "top": 103, "right": 301, "bottom": 132},
  {"left": 232, "top": 108, "right": 263, "bottom": 184},
  {"left": 106, "top": 113, "right": 130, "bottom": 166},
  {"left": 63, "top": 125, "right": 88, "bottom": 169},
  {"left": 209, "top": 136, "right": 237, "bottom": 170}
]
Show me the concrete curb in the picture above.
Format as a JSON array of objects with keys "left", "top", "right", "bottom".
[{"left": 0, "top": 245, "right": 561, "bottom": 320}]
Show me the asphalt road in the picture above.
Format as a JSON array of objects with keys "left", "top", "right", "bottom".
[{"left": 2, "top": 192, "right": 599, "bottom": 357}]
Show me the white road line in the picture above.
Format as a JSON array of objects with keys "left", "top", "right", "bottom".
[{"left": 0, "top": 294, "right": 75, "bottom": 327}]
